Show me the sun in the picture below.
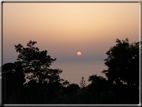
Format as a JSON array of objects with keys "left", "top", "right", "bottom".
[{"left": 77, "top": 52, "right": 82, "bottom": 56}]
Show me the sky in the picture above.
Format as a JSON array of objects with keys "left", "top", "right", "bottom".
[{"left": 2, "top": 2, "right": 140, "bottom": 85}]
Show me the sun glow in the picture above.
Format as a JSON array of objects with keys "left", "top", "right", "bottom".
[{"left": 77, "top": 52, "right": 81, "bottom": 56}]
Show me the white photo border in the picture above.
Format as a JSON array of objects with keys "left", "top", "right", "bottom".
[{"left": 0, "top": 0, "right": 141, "bottom": 106}]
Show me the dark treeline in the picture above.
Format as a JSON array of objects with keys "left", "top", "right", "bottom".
[{"left": 2, "top": 38, "right": 140, "bottom": 104}]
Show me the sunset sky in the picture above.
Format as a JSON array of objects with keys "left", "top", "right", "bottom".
[{"left": 2, "top": 2, "right": 139, "bottom": 85}]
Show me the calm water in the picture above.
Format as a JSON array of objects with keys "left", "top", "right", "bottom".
[{"left": 50, "top": 60, "right": 107, "bottom": 86}]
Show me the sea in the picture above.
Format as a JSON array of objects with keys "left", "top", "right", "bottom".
[{"left": 50, "top": 60, "right": 107, "bottom": 86}]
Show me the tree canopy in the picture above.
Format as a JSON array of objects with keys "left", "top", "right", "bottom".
[
  {"left": 14, "top": 40, "right": 62, "bottom": 84},
  {"left": 2, "top": 40, "right": 63, "bottom": 104},
  {"left": 102, "top": 38, "right": 139, "bottom": 88}
]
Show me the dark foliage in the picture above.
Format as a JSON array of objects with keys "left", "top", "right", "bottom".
[
  {"left": 2, "top": 62, "right": 25, "bottom": 103},
  {"left": 2, "top": 38, "right": 140, "bottom": 104},
  {"left": 102, "top": 38, "right": 139, "bottom": 88},
  {"left": 2, "top": 40, "right": 63, "bottom": 104},
  {"left": 101, "top": 38, "right": 139, "bottom": 103}
]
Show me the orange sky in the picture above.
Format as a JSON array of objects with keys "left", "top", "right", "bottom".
[
  {"left": 3, "top": 3, "right": 139, "bottom": 62},
  {"left": 2, "top": 2, "right": 140, "bottom": 86}
]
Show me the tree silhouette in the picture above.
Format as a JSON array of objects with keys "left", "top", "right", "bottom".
[
  {"left": 102, "top": 38, "right": 139, "bottom": 88},
  {"left": 2, "top": 40, "right": 63, "bottom": 104},
  {"left": 88, "top": 74, "right": 109, "bottom": 92},
  {"left": 2, "top": 38, "right": 140, "bottom": 104},
  {"left": 80, "top": 77, "right": 86, "bottom": 88},
  {"left": 101, "top": 38, "right": 139, "bottom": 103},
  {"left": 14, "top": 40, "right": 62, "bottom": 84},
  {"left": 62, "top": 80, "right": 70, "bottom": 87}
]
